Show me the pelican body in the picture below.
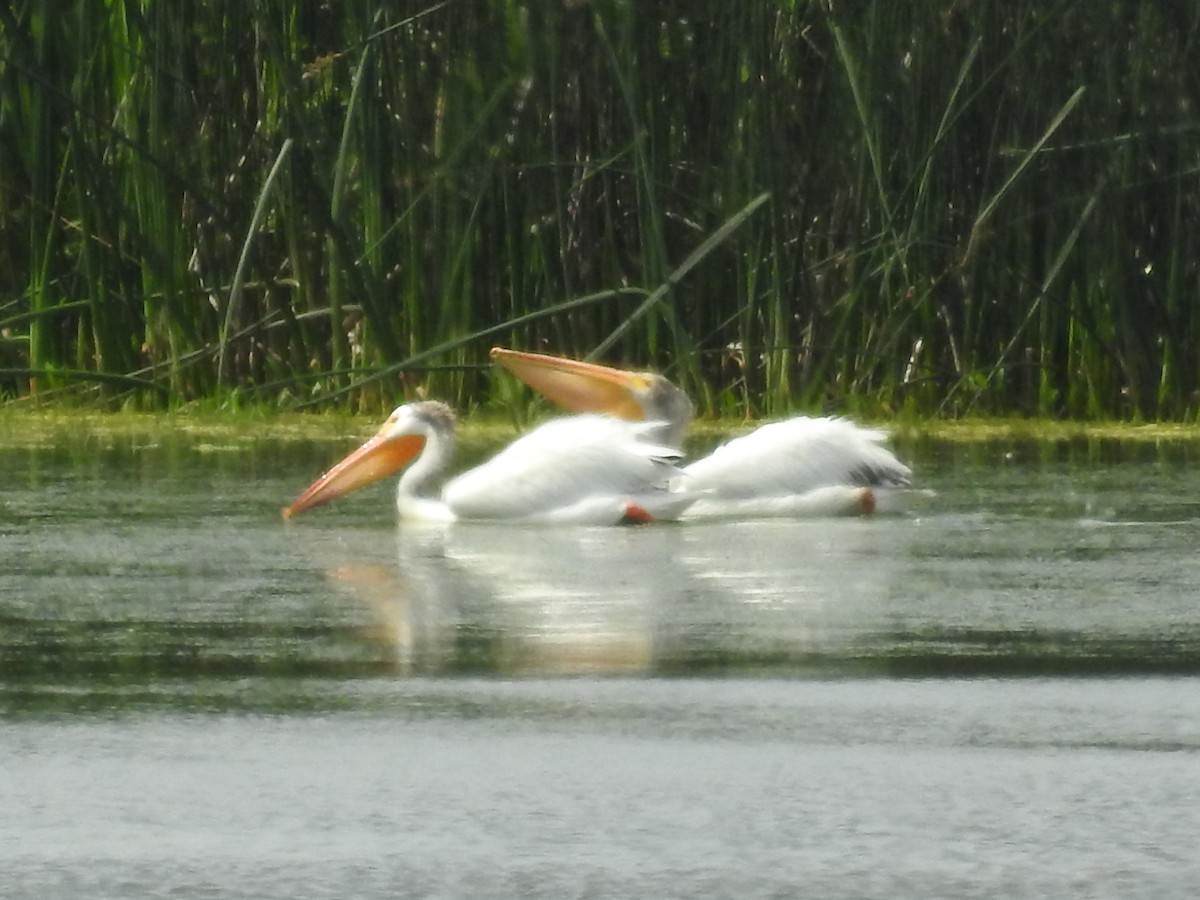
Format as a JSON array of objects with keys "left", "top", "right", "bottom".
[
  {"left": 490, "top": 348, "right": 912, "bottom": 519},
  {"left": 283, "top": 401, "right": 694, "bottom": 525}
]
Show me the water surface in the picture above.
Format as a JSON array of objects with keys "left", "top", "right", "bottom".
[{"left": 3, "top": 427, "right": 1200, "bottom": 897}]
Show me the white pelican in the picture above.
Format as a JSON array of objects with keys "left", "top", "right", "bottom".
[
  {"left": 490, "top": 348, "right": 912, "bottom": 519},
  {"left": 282, "top": 400, "right": 695, "bottom": 525}
]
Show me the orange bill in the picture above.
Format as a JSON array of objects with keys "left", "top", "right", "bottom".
[
  {"left": 490, "top": 347, "right": 652, "bottom": 421},
  {"left": 282, "top": 433, "right": 425, "bottom": 519}
]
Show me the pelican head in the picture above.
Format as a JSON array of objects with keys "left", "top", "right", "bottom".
[
  {"left": 282, "top": 401, "right": 455, "bottom": 518},
  {"left": 490, "top": 347, "right": 694, "bottom": 446}
]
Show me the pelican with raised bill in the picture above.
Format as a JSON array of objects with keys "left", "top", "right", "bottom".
[
  {"left": 282, "top": 401, "right": 695, "bottom": 525},
  {"left": 490, "top": 348, "right": 913, "bottom": 519}
]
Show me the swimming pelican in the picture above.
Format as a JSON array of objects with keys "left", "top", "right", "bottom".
[
  {"left": 282, "top": 400, "right": 694, "bottom": 525},
  {"left": 490, "top": 348, "right": 912, "bottom": 519}
]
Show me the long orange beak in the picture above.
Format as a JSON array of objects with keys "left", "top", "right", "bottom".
[
  {"left": 490, "top": 347, "right": 652, "bottom": 421},
  {"left": 282, "top": 432, "right": 425, "bottom": 519}
]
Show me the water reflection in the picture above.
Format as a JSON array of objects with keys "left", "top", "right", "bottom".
[
  {"left": 6, "top": 431, "right": 1200, "bottom": 717},
  {"left": 8, "top": 432, "right": 1200, "bottom": 899},
  {"left": 328, "top": 522, "right": 690, "bottom": 676},
  {"left": 321, "top": 515, "right": 917, "bottom": 678}
]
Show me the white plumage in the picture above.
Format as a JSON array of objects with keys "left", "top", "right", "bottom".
[
  {"left": 679, "top": 416, "right": 911, "bottom": 519},
  {"left": 283, "top": 402, "right": 693, "bottom": 526},
  {"left": 490, "top": 348, "right": 912, "bottom": 520},
  {"left": 443, "top": 415, "right": 691, "bottom": 523}
]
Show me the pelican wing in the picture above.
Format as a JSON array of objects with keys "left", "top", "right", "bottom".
[
  {"left": 683, "top": 416, "right": 911, "bottom": 500},
  {"left": 442, "top": 415, "right": 690, "bottom": 524}
]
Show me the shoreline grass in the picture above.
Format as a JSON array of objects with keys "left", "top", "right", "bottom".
[{"left": 4, "top": 407, "right": 1200, "bottom": 453}]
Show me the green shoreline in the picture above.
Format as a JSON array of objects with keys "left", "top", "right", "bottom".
[{"left": 2, "top": 408, "right": 1199, "bottom": 450}]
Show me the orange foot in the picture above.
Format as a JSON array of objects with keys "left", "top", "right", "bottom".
[{"left": 619, "top": 502, "right": 656, "bottom": 525}]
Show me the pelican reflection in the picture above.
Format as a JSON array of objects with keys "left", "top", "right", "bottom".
[
  {"left": 325, "top": 522, "right": 691, "bottom": 675},
  {"left": 322, "top": 515, "right": 913, "bottom": 675}
]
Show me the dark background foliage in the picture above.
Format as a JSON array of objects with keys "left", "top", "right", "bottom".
[{"left": 2, "top": 1, "right": 1199, "bottom": 418}]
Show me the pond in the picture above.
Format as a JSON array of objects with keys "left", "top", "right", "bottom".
[{"left": 3, "top": 422, "right": 1200, "bottom": 898}]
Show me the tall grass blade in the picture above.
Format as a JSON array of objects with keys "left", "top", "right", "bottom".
[
  {"left": 219, "top": 138, "right": 293, "bottom": 386},
  {"left": 964, "top": 85, "right": 1087, "bottom": 263},
  {"left": 590, "top": 192, "right": 771, "bottom": 359}
]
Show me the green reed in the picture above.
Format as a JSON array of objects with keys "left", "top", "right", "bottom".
[{"left": 2, "top": 1, "right": 1199, "bottom": 420}]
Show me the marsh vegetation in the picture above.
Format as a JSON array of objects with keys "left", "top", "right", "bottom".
[{"left": 2, "top": 2, "right": 1199, "bottom": 419}]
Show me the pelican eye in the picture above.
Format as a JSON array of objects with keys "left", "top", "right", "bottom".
[{"left": 630, "top": 374, "right": 656, "bottom": 392}]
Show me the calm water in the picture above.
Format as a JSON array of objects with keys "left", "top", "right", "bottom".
[{"left": 3, "top": 426, "right": 1200, "bottom": 898}]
